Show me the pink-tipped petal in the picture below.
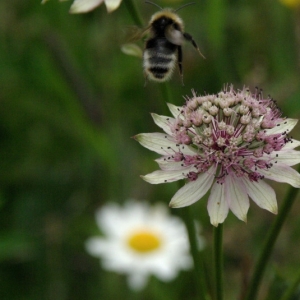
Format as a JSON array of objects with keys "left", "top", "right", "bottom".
[
  {"left": 134, "top": 133, "right": 196, "bottom": 156},
  {"left": 242, "top": 178, "right": 278, "bottom": 214},
  {"left": 283, "top": 139, "right": 300, "bottom": 150},
  {"left": 225, "top": 175, "right": 249, "bottom": 222},
  {"left": 141, "top": 167, "right": 195, "bottom": 184},
  {"left": 170, "top": 165, "right": 216, "bottom": 208},
  {"left": 268, "top": 149, "right": 300, "bottom": 166},
  {"left": 260, "top": 164, "right": 300, "bottom": 188},
  {"left": 155, "top": 158, "right": 188, "bottom": 171},
  {"left": 207, "top": 182, "right": 229, "bottom": 226},
  {"left": 264, "top": 118, "right": 298, "bottom": 135},
  {"left": 167, "top": 103, "right": 182, "bottom": 118},
  {"left": 151, "top": 113, "right": 175, "bottom": 136}
]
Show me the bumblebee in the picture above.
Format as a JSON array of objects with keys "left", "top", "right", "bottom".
[{"left": 140, "top": 1, "right": 205, "bottom": 84}]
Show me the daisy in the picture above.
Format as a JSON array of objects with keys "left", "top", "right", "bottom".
[
  {"left": 134, "top": 86, "right": 300, "bottom": 226},
  {"left": 85, "top": 200, "right": 195, "bottom": 290}
]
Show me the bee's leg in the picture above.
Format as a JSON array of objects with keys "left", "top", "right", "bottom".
[
  {"left": 144, "top": 72, "right": 148, "bottom": 87},
  {"left": 183, "top": 32, "right": 206, "bottom": 59},
  {"left": 177, "top": 46, "right": 184, "bottom": 86}
]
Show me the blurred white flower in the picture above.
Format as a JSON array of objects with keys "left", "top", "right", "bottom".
[
  {"left": 69, "top": 0, "right": 122, "bottom": 13},
  {"left": 85, "top": 200, "right": 195, "bottom": 290},
  {"left": 41, "top": 0, "right": 68, "bottom": 4},
  {"left": 41, "top": 0, "right": 122, "bottom": 13}
]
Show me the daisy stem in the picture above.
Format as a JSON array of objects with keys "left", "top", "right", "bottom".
[
  {"left": 123, "top": 0, "right": 144, "bottom": 27},
  {"left": 180, "top": 207, "right": 210, "bottom": 300},
  {"left": 213, "top": 224, "right": 223, "bottom": 300},
  {"left": 244, "top": 184, "right": 300, "bottom": 300},
  {"left": 279, "top": 268, "right": 300, "bottom": 300}
]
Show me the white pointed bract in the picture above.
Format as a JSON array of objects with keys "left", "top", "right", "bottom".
[
  {"left": 85, "top": 200, "right": 197, "bottom": 290},
  {"left": 135, "top": 86, "right": 300, "bottom": 226}
]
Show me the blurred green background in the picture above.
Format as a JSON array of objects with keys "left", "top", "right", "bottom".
[{"left": 1, "top": 0, "right": 300, "bottom": 299}]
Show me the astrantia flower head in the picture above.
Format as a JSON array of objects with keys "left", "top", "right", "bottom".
[
  {"left": 85, "top": 200, "right": 195, "bottom": 290},
  {"left": 135, "top": 86, "right": 300, "bottom": 226}
]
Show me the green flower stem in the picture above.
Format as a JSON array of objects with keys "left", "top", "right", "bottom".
[
  {"left": 123, "top": 0, "right": 144, "bottom": 27},
  {"left": 214, "top": 224, "right": 224, "bottom": 300},
  {"left": 180, "top": 207, "right": 211, "bottom": 300},
  {"left": 279, "top": 268, "right": 300, "bottom": 300},
  {"left": 245, "top": 183, "right": 300, "bottom": 300},
  {"left": 160, "top": 82, "right": 172, "bottom": 103}
]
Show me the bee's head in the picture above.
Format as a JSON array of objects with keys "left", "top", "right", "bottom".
[
  {"left": 149, "top": 9, "right": 182, "bottom": 35},
  {"left": 152, "top": 16, "right": 172, "bottom": 31}
]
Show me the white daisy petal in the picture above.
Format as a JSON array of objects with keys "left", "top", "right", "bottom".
[
  {"left": 104, "top": 0, "right": 122, "bottom": 13},
  {"left": 260, "top": 164, "right": 300, "bottom": 188},
  {"left": 264, "top": 118, "right": 298, "bottom": 135},
  {"left": 170, "top": 165, "right": 217, "bottom": 208},
  {"left": 225, "top": 175, "right": 249, "bottom": 222},
  {"left": 167, "top": 103, "right": 182, "bottom": 118},
  {"left": 153, "top": 262, "right": 179, "bottom": 280},
  {"left": 128, "top": 272, "right": 148, "bottom": 291},
  {"left": 134, "top": 133, "right": 196, "bottom": 156},
  {"left": 96, "top": 204, "right": 124, "bottom": 235},
  {"left": 70, "top": 0, "right": 103, "bottom": 13},
  {"left": 241, "top": 178, "right": 278, "bottom": 214},
  {"left": 142, "top": 166, "right": 195, "bottom": 184},
  {"left": 207, "top": 182, "right": 229, "bottom": 226},
  {"left": 151, "top": 113, "right": 175, "bottom": 136},
  {"left": 85, "top": 238, "right": 107, "bottom": 256}
]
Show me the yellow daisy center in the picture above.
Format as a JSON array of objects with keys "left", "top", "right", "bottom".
[{"left": 127, "top": 230, "right": 161, "bottom": 253}]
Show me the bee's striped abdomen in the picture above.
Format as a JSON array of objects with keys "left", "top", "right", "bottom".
[{"left": 143, "top": 38, "right": 177, "bottom": 82}]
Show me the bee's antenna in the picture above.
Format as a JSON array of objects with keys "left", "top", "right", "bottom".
[
  {"left": 145, "top": 1, "right": 163, "bottom": 10},
  {"left": 175, "top": 2, "right": 196, "bottom": 12}
]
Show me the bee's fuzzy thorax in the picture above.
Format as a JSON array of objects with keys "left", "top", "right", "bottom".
[{"left": 148, "top": 9, "right": 184, "bottom": 30}]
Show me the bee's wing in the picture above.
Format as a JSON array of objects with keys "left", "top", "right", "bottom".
[
  {"left": 126, "top": 25, "right": 151, "bottom": 42},
  {"left": 165, "top": 25, "right": 184, "bottom": 45}
]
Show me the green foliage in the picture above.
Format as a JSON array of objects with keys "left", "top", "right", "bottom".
[{"left": 1, "top": 0, "right": 300, "bottom": 299}]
